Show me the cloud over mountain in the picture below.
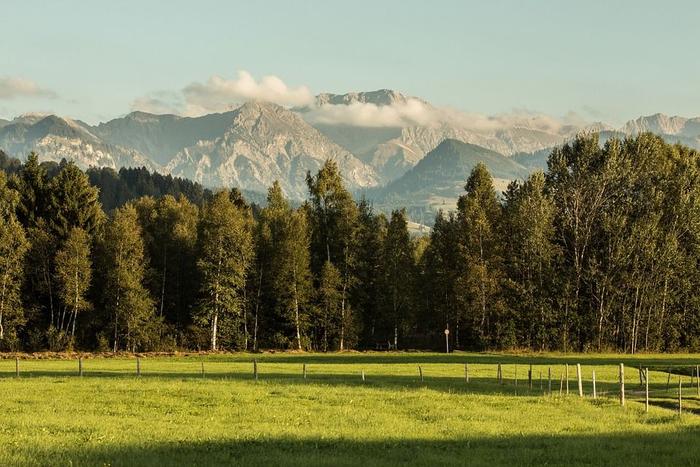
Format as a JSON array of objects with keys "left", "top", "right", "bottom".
[
  {"left": 133, "top": 71, "right": 314, "bottom": 116},
  {"left": 0, "top": 77, "right": 56, "bottom": 100},
  {"left": 305, "top": 99, "right": 436, "bottom": 127}
]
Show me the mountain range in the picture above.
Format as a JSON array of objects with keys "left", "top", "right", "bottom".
[{"left": 2, "top": 90, "right": 699, "bottom": 213}]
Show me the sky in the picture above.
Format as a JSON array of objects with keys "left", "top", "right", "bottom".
[{"left": 1, "top": 0, "right": 699, "bottom": 126}]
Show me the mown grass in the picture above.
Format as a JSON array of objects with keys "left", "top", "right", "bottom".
[{"left": 1, "top": 352, "right": 699, "bottom": 466}]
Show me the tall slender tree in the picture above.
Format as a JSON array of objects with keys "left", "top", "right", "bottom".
[
  {"left": 306, "top": 161, "right": 359, "bottom": 350},
  {"left": 0, "top": 172, "right": 29, "bottom": 345},
  {"left": 456, "top": 162, "right": 505, "bottom": 347},
  {"left": 380, "top": 209, "right": 415, "bottom": 349},
  {"left": 54, "top": 227, "right": 92, "bottom": 342},
  {"left": 197, "top": 191, "right": 253, "bottom": 350},
  {"left": 103, "top": 204, "right": 156, "bottom": 352}
]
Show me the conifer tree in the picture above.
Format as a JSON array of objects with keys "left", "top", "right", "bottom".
[{"left": 380, "top": 209, "right": 415, "bottom": 349}]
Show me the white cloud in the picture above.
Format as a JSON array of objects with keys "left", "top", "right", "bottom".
[
  {"left": 130, "top": 91, "right": 183, "bottom": 115},
  {"left": 0, "top": 77, "right": 56, "bottom": 100},
  {"left": 131, "top": 71, "right": 314, "bottom": 116},
  {"left": 305, "top": 99, "right": 438, "bottom": 128},
  {"left": 182, "top": 70, "right": 313, "bottom": 114},
  {"left": 304, "top": 100, "right": 583, "bottom": 134}
]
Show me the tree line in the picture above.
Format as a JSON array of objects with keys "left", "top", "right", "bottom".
[{"left": 1, "top": 132, "right": 699, "bottom": 353}]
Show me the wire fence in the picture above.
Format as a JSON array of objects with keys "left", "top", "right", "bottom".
[{"left": 3, "top": 357, "right": 699, "bottom": 415}]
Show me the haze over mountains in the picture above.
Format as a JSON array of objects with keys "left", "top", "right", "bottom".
[{"left": 2, "top": 89, "right": 699, "bottom": 213}]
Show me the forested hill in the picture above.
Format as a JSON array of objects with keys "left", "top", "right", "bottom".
[
  {"left": 0, "top": 151, "right": 213, "bottom": 211},
  {"left": 86, "top": 166, "right": 211, "bottom": 211}
]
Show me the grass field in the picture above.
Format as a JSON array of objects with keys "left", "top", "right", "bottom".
[{"left": 2, "top": 352, "right": 700, "bottom": 466}]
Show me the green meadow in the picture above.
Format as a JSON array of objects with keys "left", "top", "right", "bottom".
[{"left": 2, "top": 352, "right": 700, "bottom": 466}]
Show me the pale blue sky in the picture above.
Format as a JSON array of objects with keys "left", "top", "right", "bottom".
[{"left": 1, "top": 0, "right": 699, "bottom": 125}]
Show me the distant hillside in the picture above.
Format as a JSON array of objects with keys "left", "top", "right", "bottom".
[
  {"left": 0, "top": 149, "right": 22, "bottom": 174},
  {"left": 370, "top": 139, "right": 529, "bottom": 213}
]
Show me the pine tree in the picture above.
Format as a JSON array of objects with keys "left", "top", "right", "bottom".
[
  {"left": 46, "top": 162, "right": 105, "bottom": 239},
  {"left": 12, "top": 152, "right": 48, "bottom": 227},
  {"left": 420, "top": 211, "right": 460, "bottom": 348},
  {"left": 380, "top": 209, "right": 415, "bottom": 349},
  {"left": 353, "top": 199, "right": 387, "bottom": 347}
]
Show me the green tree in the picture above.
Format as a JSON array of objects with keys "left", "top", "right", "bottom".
[
  {"left": 54, "top": 227, "right": 92, "bottom": 342},
  {"left": 306, "top": 160, "right": 359, "bottom": 350},
  {"left": 501, "top": 172, "right": 558, "bottom": 349},
  {"left": 353, "top": 199, "right": 387, "bottom": 348},
  {"left": 317, "top": 260, "right": 342, "bottom": 352},
  {"left": 380, "top": 209, "right": 415, "bottom": 349},
  {"left": 274, "top": 208, "right": 313, "bottom": 349},
  {"left": 46, "top": 162, "right": 105, "bottom": 239},
  {"left": 0, "top": 172, "right": 29, "bottom": 345},
  {"left": 456, "top": 162, "right": 505, "bottom": 347},
  {"left": 12, "top": 152, "right": 48, "bottom": 227},
  {"left": 420, "top": 211, "right": 461, "bottom": 348},
  {"left": 133, "top": 195, "right": 199, "bottom": 338},
  {"left": 197, "top": 191, "right": 253, "bottom": 350},
  {"left": 104, "top": 204, "right": 157, "bottom": 352}
]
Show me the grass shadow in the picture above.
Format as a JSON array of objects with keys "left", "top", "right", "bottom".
[{"left": 11, "top": 428, "right": 700, "bottom": 466}]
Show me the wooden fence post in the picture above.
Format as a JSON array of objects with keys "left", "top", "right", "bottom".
[
  {"left": 136, "top": 357, "right": 141, "bottom": 377},
  {"left": 576, "top": 363, "right": 583, "bottom": 397},
  {"left": 548, "top": 367, "right": 552, "bottom": 395},
  {"left": 539, "top": 371, "right": 543, "bottom": 391},
  {"left": 201, "top": 360, "right": 205, "bottom": 378},
  {"left": 645, "top": 367, "right": 649, "bottom": 413},
  {"left": 419, "top": 365, "right": 423, "bottom": 383},
  {"left": 514, "top": 365, "right": 518, "bottom": 395},
  {"left": 79, "top": 357, "right": 83, "bottom": 377},
  {"left": 464, "top": 363, "right": 469, "bottom": 383},
  {"left": 559, "top": 372, "right": 564, "bottom": 395},
  {"left": 592, "top": 370, "right": 597, "bottom": 399},
  {"left": 528, "top": 364, "right": 533, "bottom": 390},
  {"left": 619, "top": 363, "right": 625, "bottom": 406},
  {"left": 303, "top": 363, "right": 307, "bottom": 380},
  {"left": 565, "top": 364, "right": 569, "bottom": 395},
  {"left": 15, "top": 357, "right": 19, "bottom": 377},
  {"left": 362, "top": 370, "right": 366, "bottom": 382},
  {"left": 253, "top": 359, "right": 258, "bottom": 381},
  {"left": 639, "top": 365, "right": 644, "bottom": 388},
  {"left": 497, "top": 363, "right": 502, "bottom": 385},
  {"left": 678, "top": 377, "right": 682, "bottom": 416}
]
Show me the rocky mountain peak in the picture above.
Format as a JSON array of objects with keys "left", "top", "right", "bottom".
[{"left": 315, "top": 89, "right": 412, "bottom": 107}]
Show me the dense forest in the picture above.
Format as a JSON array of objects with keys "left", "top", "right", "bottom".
[{"left": 1, "top": 132, "right": 699, "bottom": 353}]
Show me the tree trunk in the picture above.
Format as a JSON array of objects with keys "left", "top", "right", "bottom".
[
  {"left": 253, "top": 266, "right": 262, "bottom": 352},
  {"left": 0, "top": 271, "right": 8, "bottom": 340},
  {"left": 159, "top": 247, "right": 167, "bottom": 317},
  {"left": 211, "top": 310, "right": 218, "bottom": 351},
  {"left": 293, "top": 264, "right": 302, "bottom": 350}
]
